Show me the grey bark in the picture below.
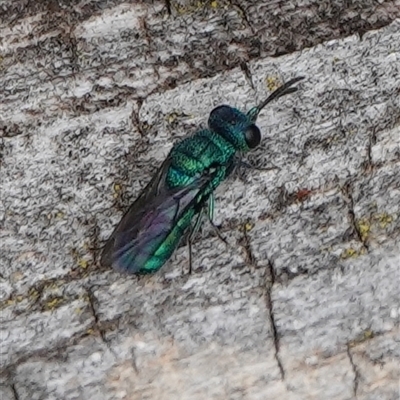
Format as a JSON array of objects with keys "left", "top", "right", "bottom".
[{"left": 1, "top": 1, "right": 399, "bottom": 399}]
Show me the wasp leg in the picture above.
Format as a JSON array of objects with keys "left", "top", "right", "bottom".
[
  {"left": 232, "top": 158, "right": 279, "bottom": 184},
  {"left": 186, "top": 193, "right": 227, "bottom": 274},
  {"left": 207, "top": 194, "right": 227, "bottom": 245},
  {"left": 187, "top": 207, "right": 204, "bottom": 274}
]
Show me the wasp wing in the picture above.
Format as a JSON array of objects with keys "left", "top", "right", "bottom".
[{"left": 101, "top": 159, "right": 212, "bottom": 274}]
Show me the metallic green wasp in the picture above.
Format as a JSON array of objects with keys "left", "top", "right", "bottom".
[{"left": 101, "top": 77, "right": 304, "bottom": 274}]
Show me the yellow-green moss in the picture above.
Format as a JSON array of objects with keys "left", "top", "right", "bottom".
[
  {"left": 349, "top": 329, "right": 375, "bottom": 347},
  {"left": 173, "top": 0, "right": 227, "bottom": 15},
  {"left": 265, "top": 76, "right": 280, "bottom": 92},
  {"left": 374, "top": 212, "right": 394, "bottom": 229},
  {"left": 356, "top": 218, "right": 371, "bottom": 241}
]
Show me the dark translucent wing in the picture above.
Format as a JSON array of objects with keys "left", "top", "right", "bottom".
[
  {"left": 113, "top": 180, "right": 209, "bottom": 273},
  {"left": 100, "top": 158, "right": 172, "bottom": 269},
  {"left": 101, "top": 159, "right": 213, "bottom": 274}
]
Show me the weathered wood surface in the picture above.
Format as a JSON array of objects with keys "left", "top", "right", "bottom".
[{"left": 1, "top": 1, "right": 400, "bottom": 399}]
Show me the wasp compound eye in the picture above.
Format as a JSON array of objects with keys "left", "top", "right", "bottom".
[{"left": 245, "top": 125, "right": 261, "bottom": 149}]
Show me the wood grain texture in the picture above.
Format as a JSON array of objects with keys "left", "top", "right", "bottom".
[{"left": 1, "top": 1, "right": 399, "bottom": 399}]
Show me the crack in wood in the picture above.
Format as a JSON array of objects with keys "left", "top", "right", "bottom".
[
  {"left": 0, "top": 329, "right": 90, "bottom": 376},
  {"left": 341, "top": 182, "right": 370, "bottom": 252},
  {"left": 240, "top": 222, "right": 255, "bottom": 266},
  {"left": 11, "top": 383, "right": 20, "bottom": 400},
  {"left": 165, "top": 0, "right": 172, "bottom": 16},
  {"left": 265, "top": 257, "right": 286, "bottom": 381},
  {"left": 230, "top": 1, "right": 253, "bottom": 34},
  {"left": 86, "top": 287, "right": 109, "bottom": 345},
  {"left": 240, "top": 61, "right": 255, "bottom": 91},
  {"left": 346, "top": 345, "right": 360, "bottom": 398}
]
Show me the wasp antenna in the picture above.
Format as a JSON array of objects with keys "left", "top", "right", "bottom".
[{"left": 248, "top": 76, "right": 305, "bottom": 121}]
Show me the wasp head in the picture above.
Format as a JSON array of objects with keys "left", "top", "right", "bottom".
[
  {"left": 208, "top": 77, "right": 304, "bottom": 152},
  {"left": 208, "top": 105, "right": 261, "bottom": 152}
]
